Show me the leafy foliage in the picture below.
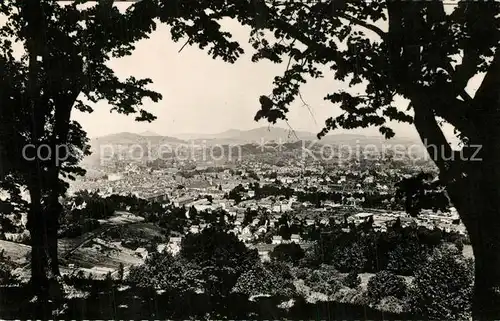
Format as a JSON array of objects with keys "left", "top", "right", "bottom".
[
  {"left": 301, "top": 264, "right": 343, "bottom": 296},
  {"left": 367, "top": 270, "right": 407, "bottom": 302},
  {"left": 343, "top": 271, "right": 361, "bottom": 289},
  {"left": 270, "top": 243, "right": 305, "bottom": 264},
  {"left": 179, "top": 228, "right": 260, "bottom": 297},
  {"left": 0, "top": 250, "right": 14, "bottom": 285},
  {"left": 395, "top": 172, "right": 450, "bottom": 216},
  {"left": 127, "top": 252, "right": 203, "bottom": 293},
  {"left": 233, "top": 261, "right": 295, "bottom": 298},
  {"left": 408, "top": 245, "right": 474, "bottom": 320}
]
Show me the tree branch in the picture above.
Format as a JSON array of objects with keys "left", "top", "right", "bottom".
[
  {"left": 338, "top": 13, "right": 386, "bottom": 39},
  {"left": 386, "top": 2, "right": 411, "bottom": 90},
  {"left": 474, "top": 50, "right": 500, "bottom": 108},
  {"left": 412, "top": 99, "right": 454, "bottom": 175},
  {"left": 272, "top": 18, "right": 343, "bottom": 63},
  {"left": 471, "top": 50, "right": 500, "bottom": 135}
]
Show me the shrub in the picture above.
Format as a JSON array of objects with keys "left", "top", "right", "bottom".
[
  {"left": 232, "top": 261, "right": 296, "bottom": 298},
  {"left": 376, "top": 296, "right": 407, "bottom": 314},
  {"left": 367, "top": 270, "right": 407, "bottom": 302},
  {"left": 0, "top": 264, "right": 12, "bottom": 284},
  {"left": 0, "top": 250, "right": 13, "bottom": 285},
  {"left": 453, "top": 238, "right": 464, "bottom": 252},
  {"left": 127, "top": 252, "right": 203, "bottom": 292},
  {"left": 298, "top": 247, "right": 321, "bottom": 268},
  {"left": 343, "top": 271, "right": 361, "bottom": 289},
  {"left": 292, "top": 267, "right": 312, "bottom": 280},
  {"left": 179, "top": 228, "right": 260, "bottom": 297},
  {"left": 407, "top": 245, "right": 473, "bottom": 320},
  {"left": 270, "top": 243, "right": 305, "bottom": 264},
  {"left": 305, "top": 264, "right": 343, "bottom": 296},
  {"left": 386, "top": 241, "right": 427, "bottom": 276},
  {"left": 331, "top": 241, "right": 368, "bottom": 273}
]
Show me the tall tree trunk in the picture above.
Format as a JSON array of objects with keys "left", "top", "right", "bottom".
[
  {"left": 47, "top": 228, "right": 60, "bottom": 277},
  {"left": 46, "top": 197, "right": 61, "bottom": 277},
  {"left": 448, "top": 137, "right": 500, "bottom": 320},
  {"left": 457, "top": 191, "right": 500, "bottom": 320},
  {"left": 27, "top": 185, "right": 49, "bottom": 295},
  {"left": 469, "top": 218, "right": 500, "bottom": 320}
]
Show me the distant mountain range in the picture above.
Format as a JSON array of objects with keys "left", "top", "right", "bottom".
[
  {"left": 176, "top": 127, "right": 314, "bottom": 143},
  {"left": 90, "top": 132, "right": 185, "bottom": 145},
  {"left": 83, "top": 127, "right": 423, "bottom": 167},
  {"left": 93, "top": 126, "right": 420, "bottom": 146}
]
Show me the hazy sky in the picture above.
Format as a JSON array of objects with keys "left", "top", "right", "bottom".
[
  {"left": 73, "top": 13, "right": 424, "bottom": 139},
  {"left": 3, "top": 2, "right": 476, "bottom": 142}
]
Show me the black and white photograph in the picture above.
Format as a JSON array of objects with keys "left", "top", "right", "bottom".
[{"left": 0, "top": 0, "right": 497, "bottom": 319}]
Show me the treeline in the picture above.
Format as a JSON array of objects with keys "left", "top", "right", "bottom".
[
  {"left": 59, "top": 192, "right": 161, "bottom": 238},
  {"left": 121, "top": 224, "right": 471, "bottom": 320},
  {"left": 304, "top": 219, "right": 467, "bottom": 276}
]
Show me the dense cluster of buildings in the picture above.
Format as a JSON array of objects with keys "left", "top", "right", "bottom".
[{"left": 69, "top": 155, "right": 465, "bottom": 267}]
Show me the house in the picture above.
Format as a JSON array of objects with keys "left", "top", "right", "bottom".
[
  {"left": 135, "top": 247, "right": 148, "bottom": 259},
  {"left": 254, "top": 243, "right": 277, "bottom": 262},
  {"left": 320, "top": 218, "right": 329, "bottom": 225},
  {"left": 190, "top": 225, "right": 200, "bottom": 234},
  {"left": 349, "top": 212, "right": 373, "bottom": 224},
  {"left": 290, "top": 234, "right": 301, "bottom": 244},
  {"left": 272, "top": 235, "right": 283, "bottom": 245},
  {"left": 239, "top": 229, "right": 252, "bottom": 243},
  {"left": 166, "top": 243, "right": 181, "bottom": 255},
  {"left": 169, "top": 236, "right": 182, "bottom": 244},
  {"left": 157, "top": 244, "right": 166, "bottom": 253},
  {"left": 194, "top": 204, "right": 213, "bottom": 212},
  {"left": 167, "top": 237, "right": 182, "bottom": 255},
  {"left": 174, "top": 196, "right": 195, "bottom": 207},
  {"left": 364, "top": 176, "right": 374, "bottom": 184}
]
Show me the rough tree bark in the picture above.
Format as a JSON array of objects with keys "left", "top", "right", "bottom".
[
  {"left": 23, "top": 0, "right": 52, "bottom": 295},
  {"left": 384, "top": 3, "right": 500, "bottom": 318},
  {"left": 448, "top": 150, "right": 500, "bottom": 320},
  {"left": 413, "top": 96, "right": 500, "bottom": 320},
  {"left": 27, "top": 183, "right": 49, "bottom": 295},
  {"left": 46, "top": 197, "right": 61, "bottom": 277}
]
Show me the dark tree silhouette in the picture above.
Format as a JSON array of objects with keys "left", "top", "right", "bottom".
[
  {"left": 159, "top": 1, "right": 500, "bottom": 318},
  {"left": 395, "top": 172, "right": 450, "bottom": 216},
  {"left": 270, "top": 243, "right": 305, "bottom": 264},
  {"left": 180, "top": 228, "right": 259, "bottom": 298},
  {"left": 0, "top": 0, "right": 239, "bottom": 298}
]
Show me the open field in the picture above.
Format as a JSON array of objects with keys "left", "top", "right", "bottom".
[
  {"left": 6, "top": 211, "right": 147, "bottom": 279},
  {"left": 64, "top": 240, "right": 142, "bottom": 272},
  {"left": 104, "top": 212, "right": 145, "bottom": 225},
  {"left": 0, "top": 240, "right": 30, "bottom": 266}
]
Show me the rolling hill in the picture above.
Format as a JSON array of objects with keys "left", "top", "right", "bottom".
[
  {"left": 177, "top": 126, "right": 421, "bottom": 147},
  {"left": 81, "top": 127, "right": 423, "bottom": 168},
  {"left": 82, "top": 132, "right": 186, "bottom": 168}
]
